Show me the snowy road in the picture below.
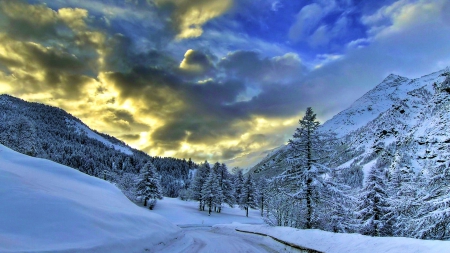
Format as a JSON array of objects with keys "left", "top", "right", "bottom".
[{"left": 151, "top": 226, "right": 307, "bottom": 253}]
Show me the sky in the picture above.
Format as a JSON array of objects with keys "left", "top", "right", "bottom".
[{"left": 1, "top": 0, "right": 450, "bottom": 168}]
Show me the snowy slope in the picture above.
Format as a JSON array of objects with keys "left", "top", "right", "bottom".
[
  {"left": 65, "top": 118, "right": 133, "bottom": 155},
  {"left": 0, "top": 144, "right": 179, "bottom": 252}
]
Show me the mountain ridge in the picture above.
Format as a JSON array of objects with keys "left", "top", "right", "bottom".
[{"left": 249, "top": 67, "right": 450, "bottom": 180}]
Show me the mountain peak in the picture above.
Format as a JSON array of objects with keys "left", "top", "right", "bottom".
[{"left": 380, "top": 73, "right": 409, "bottom": 87}]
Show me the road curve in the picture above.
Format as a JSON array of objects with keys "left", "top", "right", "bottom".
[{"left": 150, "top": 226, "right": 305, "bottom": 253}]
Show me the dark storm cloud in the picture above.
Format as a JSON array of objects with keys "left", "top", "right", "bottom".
[
  {"left": 105, "top": 65, "right": 248, "bottom": 150},
  {"left": 120, "top": 134, "right": 141, "bottom": 141},
  {"left": 0, "top": 0, "right": 59, "bottom": 41},
  {"left": 104, "top": 108, "right": 150, "bottom": 131}
]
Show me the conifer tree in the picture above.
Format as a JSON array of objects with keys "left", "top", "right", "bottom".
[
  {"left": 239, "top": 174, "right": 258, "bottom": 217},
  {"left": 214, "top": 163, "right": 235, "bottom": 212},
  {"left": 257, "top": 178, "right": 268, "bottom": 217},
  {"left": 136, "top": 162, "right": 163, "bottom": 210},
  {"left": 234, "top": 169, "right": 244, "bottom": 205},
  {"left": 278, "top": 107, "right": 338, "bottom": 229},
  {"left": 201, "top": 169, "right": 222, "bottom": 215},
  {"left": 189, "top": 161, "right": 210, "bottom": 211},
  {"left": 357, "top": 161, "right": 390, "bottom": 236},
  {"left": 411, "top": 165, "right": 450, "bottom": 240}
]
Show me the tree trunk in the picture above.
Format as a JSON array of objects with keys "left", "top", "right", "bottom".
[
  {"left": 144, "top": 197, "right": 147, "bottom": 207},
  {"left": 260, "top": 196, "right": 264, "bottom": 216},
  {"left": 246, "top": 207, "right": 249, "bottom": 217},
  {"left": 208, "top": 199, "right": 212, "bottom": 215}
]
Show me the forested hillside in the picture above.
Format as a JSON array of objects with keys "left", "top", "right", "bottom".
[{"left": 0, "top": 94, "right": 197, "bottom": 200}]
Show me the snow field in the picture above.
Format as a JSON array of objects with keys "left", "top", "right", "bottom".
[
  {"left": 0, "top": 144, "right": 178, "bottom": 252},
  {"left": 152, "top": 197, "right": 264, "bottom": 226}
]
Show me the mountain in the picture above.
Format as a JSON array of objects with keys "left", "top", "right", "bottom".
[
  {"left": 0, "top": 143, "right": 179, "bottom": 252},
  {"left": 249, "top": 67, "right": 450, "bottom": 183},
  {"left": 0, "top": 94, "right": 196, "bottom": 198}
]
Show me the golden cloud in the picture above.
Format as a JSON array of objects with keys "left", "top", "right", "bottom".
[
  {"left": 0, "top": 1, "right": 57, "bottom": 25},
  {"left": 153, "top": 0, "right": 233, "bottom": 39}
]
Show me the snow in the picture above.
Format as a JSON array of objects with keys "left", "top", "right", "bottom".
[
  {"left": 0, "top": 144, "right": 178, "bottom": 252},
  {"left": 320, "top": 69, "right": 447, "bottom": 137},
  {"left": 217, "top": 224, "right": 450, "bottom": 253},
  {"left": 66, "top": 119, "right": 133, "bottom": 155},
  {"left": 2, "top": 143, "right": 450, "bottom": 253},
  {"left": 152, "top": 197, "right": 264, "bottom": 227}
]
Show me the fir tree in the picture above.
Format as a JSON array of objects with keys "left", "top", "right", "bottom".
[
  {"left": 189, "top": 161, "right": 210, "bottom": 211},
  {"left": 135, "top": 162, "right": 163, "bottom": 210},
  {"left": 257, "top": 178, "right": 268, "bottom": 217},
  {"left": 215, "top": 163, "right": 235, "bottom": 212},
  {"left": 239, "top": 174, "right": 258, "bottom": 217},
  {"left": 234, "top": 169, "right": 244, "bottom": 205},
  {"left": 357, "top": 161, "right": 390, "bottom": 236},
  {"left": 278, "top": 107, "right": 338, "bottom": 229},
  {"left": 411, "top": 165, "right": 450, "bottom": 240},
  {"left": 201, "top": 169, "right": 222, "bottom": 215}
]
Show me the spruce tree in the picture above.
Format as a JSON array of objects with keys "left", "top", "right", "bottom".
[
  {"left": 135, "top": 162, "right": 163, "bottom": 210},
  {"left": 279, "top": 107, "right": 337, "bottom": 229},
  {"left": 189, "top": 161, "right": 210, "bottom": 211},
  {"left": 239, "top": 174, "right": 258, "bottom": 217},
  {"left": 201, "top": 169, "right": 222, "bottom": 215},
  {"left": 214, "top": 163, "right": 235, "bottom": 212},
  {"left": 234, "top": 169, "right": 244, "bottom": 205},
  {"left": 357, "top": 161, "right": 390, "bottom": 236},
  {"left": 412, "top": 165, "right": 450, "bottom": 239}
]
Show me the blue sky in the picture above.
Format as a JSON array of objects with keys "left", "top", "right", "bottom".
[{"left": 1, "top": 0, "right": 450, "bottom": 168}]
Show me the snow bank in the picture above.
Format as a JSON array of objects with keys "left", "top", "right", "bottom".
[
  {"left": 216, "top": 224, "right": 450, "bottom": 253},
  {"left": 0, "top": 144, "right": 178, "bottom": 252}
]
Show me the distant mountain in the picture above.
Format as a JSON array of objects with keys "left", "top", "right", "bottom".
[
  {"left": 250, "top": 67, "right": 450, "bottom": 184},
  {"left": 0, "top": 94, "right": 196, "bottom": 198}
]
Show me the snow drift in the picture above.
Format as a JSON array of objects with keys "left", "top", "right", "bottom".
[{"left": 0, "top": 144, "right": 179, "bottom": 252}]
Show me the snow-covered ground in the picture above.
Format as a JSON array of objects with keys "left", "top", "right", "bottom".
[
  {"left": 0, "top": 144, "right": 178, "bottom": 252},
  {"left": 152, "top": 197, "right": 264, "bottom": 227},
  {"left": 3, "top": 142, "right": 450, "bottom": 253},
  {"left": 216, "top": 224, "right": 450, "bottom": 253}
]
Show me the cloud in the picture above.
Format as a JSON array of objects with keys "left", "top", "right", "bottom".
[
  {"left": 153, "top": 0, "right": 233, "bottom": 39},
  {"left": 288, "top": 3, "right": 324, "bottom": 43},
  {"left": 179, "top": 49, "right": 214, "bottom": 75},
  {"left": 288, "top": 0, "right": 357, "bottom": 48}
]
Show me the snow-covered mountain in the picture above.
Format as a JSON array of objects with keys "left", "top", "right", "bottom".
[
  {"left": 0, "top": 143, "right": 179, "bottom": 252},
  {"left": 250, "top": 67, "right": 450, "bottom": 182}
]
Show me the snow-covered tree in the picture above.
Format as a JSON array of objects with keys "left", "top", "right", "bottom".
[
  {"left": 257, "top": 178, "right": 268, "bottom": 217},
  {"left": 136, "top": 162, "right": 163, "bottom": 210},
  {"left": 234, "top": 169, "right": 244, "bottom": 205},
  {"left": 357, "top": 160, "right": 390, "bottom": 236},
  {"left": 189, "top": 161, "right": 211, "bottom": 211},
  {"left": 277, "top": 107, "right": 338, "bottom": 229},
  {"left": 411, "top": 165, "right": 450, "bottom": 240},
  {"left": 215, "top": 163, "right": 235, "bottom": 212},
  {"left": 239, "top": 174, "right": 258, "bottom": 217},
  {"left": 201, "top": 169, "right": 222, "bottom": 215}
]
